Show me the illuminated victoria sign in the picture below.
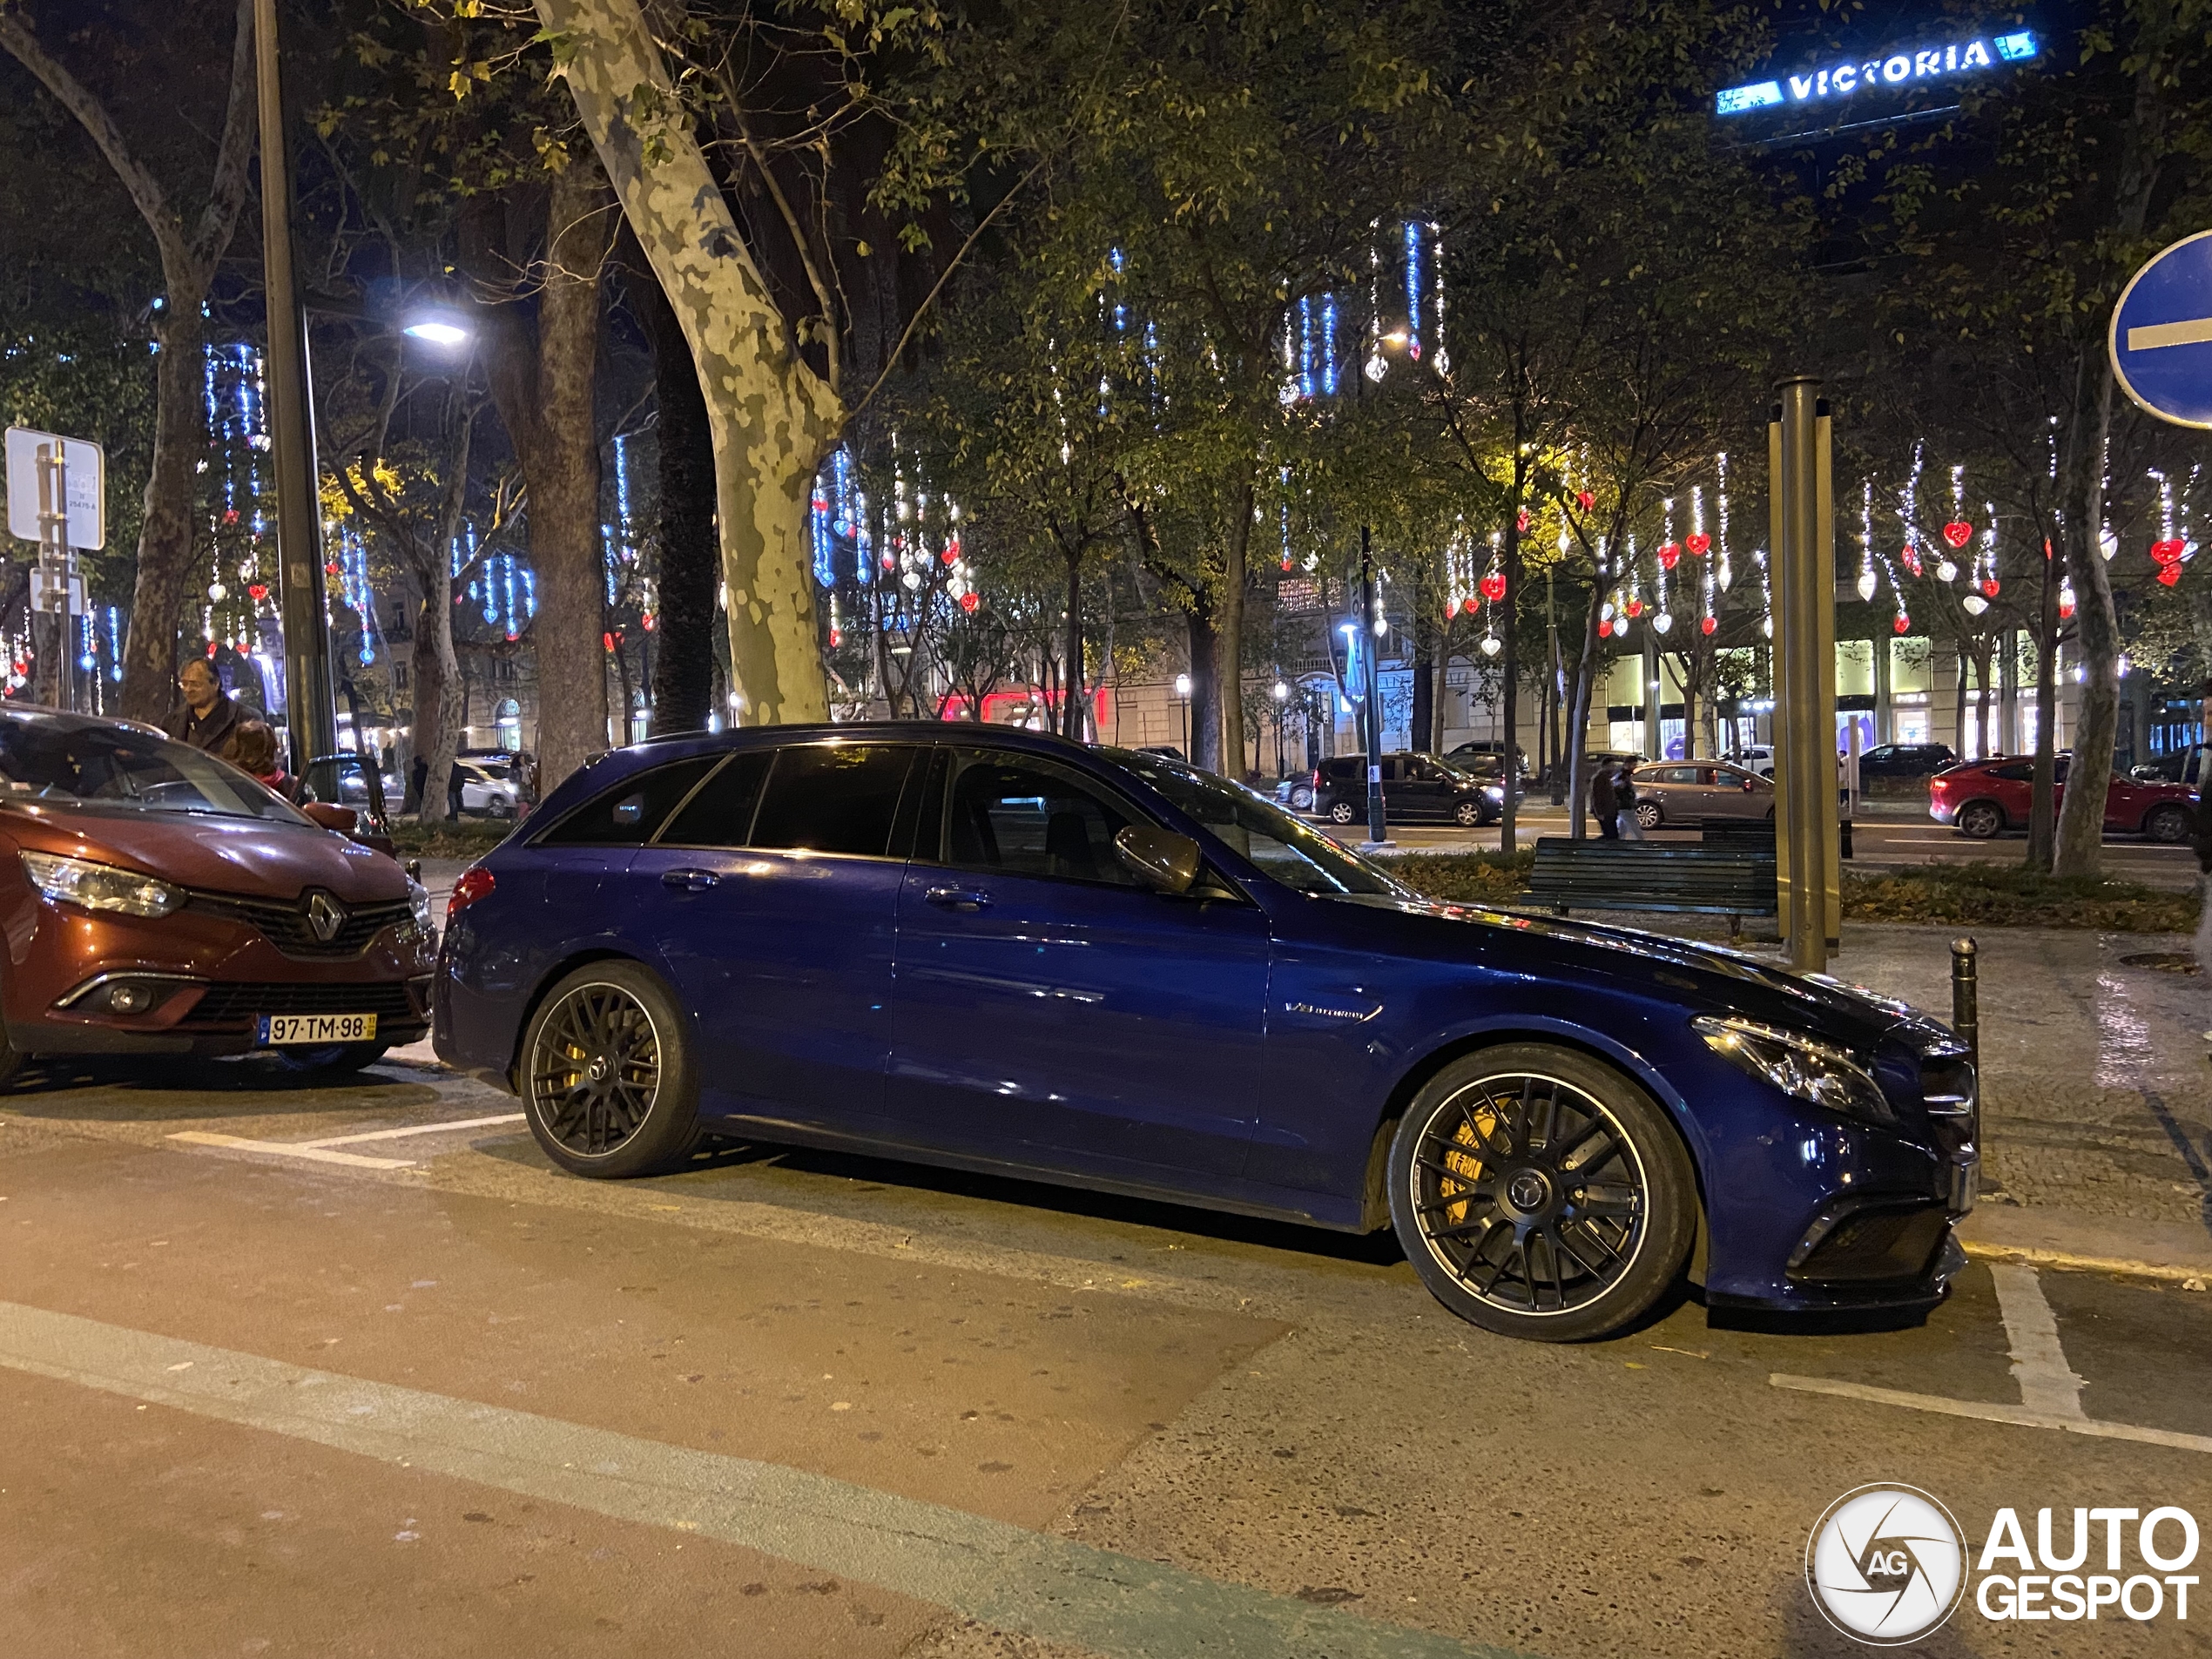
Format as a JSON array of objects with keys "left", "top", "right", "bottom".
[{"left": 1716, "top": 31, "right": 2038, "bottom": 117}]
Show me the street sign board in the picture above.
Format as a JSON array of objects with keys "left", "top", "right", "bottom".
[
  {"left": 2109, "top": 231, "right": 2212, "bottom": 429},
  {"left": 3, "top": 427, "right": 105, "bottom": 549}
]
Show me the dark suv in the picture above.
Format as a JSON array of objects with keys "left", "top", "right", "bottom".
[
  {"left": 1311, "top": 752, "right": 1500, "bottom": 827},
  {"left": 1858, "top": 742, "right": 1956, "bottom": 779}
]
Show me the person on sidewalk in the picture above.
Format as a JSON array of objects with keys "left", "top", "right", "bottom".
[
  {"left": 1614, "top": 759, "right": 1646, "bottom": 841},
  {"left": 1589, "top": 762, "right": 1620, "bottom": 839},
  {"left": 164, "top": 659, "right": 255, "bottom": 763},
  {"left": 230, "top": 719, "right": 295, "bottom": 801}
]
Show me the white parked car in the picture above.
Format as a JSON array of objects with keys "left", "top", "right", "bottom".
[
  {"left": 1730, "top": 745, "right": 1776, "bottom": 779},
  {"left": 456, "top": 759, "right": 521, "bottom": 819}
]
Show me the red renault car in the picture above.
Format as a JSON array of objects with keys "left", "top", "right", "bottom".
[
  {"left": 0, "top": 709, "right": 435, "bottom": 1082},
  {"left": 1928, "top": 753, "right": 2196, "bottom": 841}
]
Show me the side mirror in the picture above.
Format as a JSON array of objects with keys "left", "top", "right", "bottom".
[
  {"left": 1112, "top": 825, "right": 1201, "bottom": 894},
  {"left": 302, "top": 800, "right": 359, "bottom": 835}
]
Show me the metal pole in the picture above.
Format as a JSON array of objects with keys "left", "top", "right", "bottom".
[
  {"left": 1771, "top": 378, "right": 1837, "bottom": 971},
  {"left": 254, "top": 0, "right": 338, "bottom": 772},
  {"left": 1641, "top": 628, "right": 1662, "bottom": 759},
  {"left": 1359, "top": 523, "right": 1387, "bottom": 845},
  {"left": 1950, "top": 936, "right": 1979, "bottom": 1067}
]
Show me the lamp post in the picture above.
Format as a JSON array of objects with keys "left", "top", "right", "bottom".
[
  {"left": 1358, "top": 524, "right": 1388, "bottom": 845},
  {"left": 1174, "top": 672, "right": 1191, "bottom": 758},
  {"left": 1271, "top": 677, "right": 1289, "bottom": 778}
]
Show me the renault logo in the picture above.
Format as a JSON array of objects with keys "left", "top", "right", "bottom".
[{"left": 306, "top": 892, "right": 346, "bottom": 943}]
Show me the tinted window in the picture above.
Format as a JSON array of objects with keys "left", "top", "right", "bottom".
[
  {"left": 1986, "top": 763, "right": 2033, "bottom": 782},
  {"left": 658, "top": 751, "right": 772, "bottom": 846},
  {"left": 1110, "top": 750, "right": 1402, "bottom": 898},
  {"left": 750, "top": 745, "right": 917, "bottom": 857},
  {"left": 538, "top": 756, "right": 719, "bottom": 846},
  {"left": 945, "top": 753, "right": 1141, "bottom": 886}
]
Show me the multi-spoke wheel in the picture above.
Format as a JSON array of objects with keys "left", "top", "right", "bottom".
[
  {"left": 1329, "top": 799, "right": 1358, "bottom": 824},
  {"left": 521, "top": 961, "right": 699, "bottom": 1177},
  {"left": 1954, "top": 800, "right": 2004, "bottom": 840},
  {"left": 1386, "top": 1043, "right": 1696, "bottom": 1341}
]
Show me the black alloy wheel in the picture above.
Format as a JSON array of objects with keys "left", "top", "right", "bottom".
[
  {"left": 1453, "top": 798, "right": 1484, "bottom": 828},
  {"left": 521, "top": 961, "right": 700, "bottom": 1177},
  {"left": 1329, "top": 799, "right": 1359, "bottom": 824},
  {"left": 1387, "top": 1044, "right": 1696, "bottom": 1342},
  {"left": 2144, "top": 804, "right": 2191, "bottom": 844},
  {"left": 1955, "top": 800, "right": 2005, "bottom": 840}
]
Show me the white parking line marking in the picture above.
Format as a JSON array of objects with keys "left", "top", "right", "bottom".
[
  {"left": 0, "top": 1300, "right": 1525, "bottom": 1659},
  {"left": 167, "top": 1113, "right": 524, "bottom": 1170},
  {"left": 165, "top": 1132, "right": 416, "bottom": 1170},
  {"left": 1768, "top": 1373, "right": 2212, "bottom": 1454},
  {"left": 300, "top": 1113, "right": 524, "bottom": 1149},
  {"left": 1990, "top": 1262, "right": 2090, "bottom": 1419}
]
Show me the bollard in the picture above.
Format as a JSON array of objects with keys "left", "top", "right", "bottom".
[
  {"left": 406, "top": 858, "right": 422, "bottom": 882},
  {"left": 1950, "top": 936, "right": 1979, "bottom": 1066}
]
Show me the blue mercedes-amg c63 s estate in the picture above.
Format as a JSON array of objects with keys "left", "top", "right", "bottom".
[{"left": 433, "top": 724, "right": 1976, "bottom": 1342}]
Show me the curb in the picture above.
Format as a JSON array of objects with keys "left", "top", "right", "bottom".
[
  {"left": 1958, "top": 1205, "right": 2212, "bottom": 1287},
  {"left": 1959, "top": 1239, "right": 2209, "bottom": 1289}
]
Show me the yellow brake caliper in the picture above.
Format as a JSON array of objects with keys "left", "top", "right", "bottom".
[{"left": 1438, "top": 1097, "right": 1502, "bottom": 1227}]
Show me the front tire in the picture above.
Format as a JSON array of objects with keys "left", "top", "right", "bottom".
[
  {"left": 1453, "top": 799, "right": 1484, "bottom": 828},
  {"left": 2144, "top": 804, "right": 2190, "bottom": 844},
  {"left": 521, "top": 961, "right": 699, "bottom": 1177},
  {"left": 1955, "top": 800, "right": 2004, "bottom": 839},
  {"left": 1386, "top": 1044, "right": 1696, "bottom": 1342}
]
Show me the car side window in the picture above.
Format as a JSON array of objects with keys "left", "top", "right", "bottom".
[
  {"left": 656, "top": 750, "right": 772, "bottom": 847},
  {"left": 944, "top": 752, "right": 1143, "bottom": 887},
  {"left": 749, "top": 745, "right": 919, "bottom": 858},
  {"left": 536, "top": 756, "right": 720, "bottom": 846}
]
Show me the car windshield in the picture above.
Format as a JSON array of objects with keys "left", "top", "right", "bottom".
[
  {"left": 1104, "top": 749, "right": 1406, "bottom": 898},
  {"left": 0, "top": 714, "right": 308, "bottom": 824}
]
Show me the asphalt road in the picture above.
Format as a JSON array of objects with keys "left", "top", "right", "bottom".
[{"left": 2, "top": 1041, "right": 2208, "bottom": 1657}]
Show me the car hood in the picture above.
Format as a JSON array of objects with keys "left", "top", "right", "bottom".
[
  {"left": 1, "top": 801, "right": 407, "bottom": 902},
  {"left": 1338, "top": 893, "right": 1950, "bottom": 1052}
]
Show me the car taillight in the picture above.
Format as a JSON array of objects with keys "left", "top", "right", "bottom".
[{"left": 448, "top": 865, "right": 495, "bottom": 920}]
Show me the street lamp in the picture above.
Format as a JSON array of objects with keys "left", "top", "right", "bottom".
[
  {"left": 1271, "top": 678, "right": 1290, "bottom": 779},
  {"left": 402, "top": 313, "right": 473, "bottom": 349},
  {"left": 1174, "top": 672, "right": 1191, "bottom": 758}
]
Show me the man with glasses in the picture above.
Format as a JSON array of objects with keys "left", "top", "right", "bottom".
[{"left": 163, "top": 658, "right": 257, "bottom": 764}]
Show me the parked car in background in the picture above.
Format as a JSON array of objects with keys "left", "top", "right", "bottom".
[
  {"left": 1928, "top": 755, "right": 2196, "bottom": 841},
  {"left": 1312, "top": 752, "right": 1501, "bottom": 826},
  {"left": 1858, "top": 742, "right": 1957, "bottom": 779},
  {"left": 0, "top": 710, "right": 435, "bottom": 1080},
  {"left": 1273, "top": 775, "right": 1316, "bottom": 812},
  {"left": 455, "top": 759, "right": 523, "bottom": 819},
  {"left": 1631, "top": 760, "right": 1775, "bottom": 830},
  {"left": 436, "top": 723, "right": 1976, "bottom": 1344},
  {"left": 1725, "top": 745, "right": 1776, "bottom": 779},
  {"left": 2130, "top": 745, "right": 2210, "bottom": 788},
  {"left": 296, "top": 753, "right": 401, "bottom": 858}
]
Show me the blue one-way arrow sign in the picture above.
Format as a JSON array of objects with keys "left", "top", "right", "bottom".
[{"left": 2110, "top": 230, "right": 2212, "bottom": 429}]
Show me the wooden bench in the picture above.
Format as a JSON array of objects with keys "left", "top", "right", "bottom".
[{"left": 1524, "top": 837, "right": 1777, "bottom": 941}]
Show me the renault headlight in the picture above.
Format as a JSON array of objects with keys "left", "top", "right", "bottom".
[
  {"left": 21, "top": 851, "right": 183, "bottom": 918},
  {"left": 407, "top": 875, "right": 434, "bottom": 935},
  {"left": 1692, "top": 1015, "right": 1896, "bottom": 1126}
]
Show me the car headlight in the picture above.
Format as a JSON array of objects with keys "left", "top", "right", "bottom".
[
  {"left": 1692, "top": 1014, "right": 1897, "bottom": 1126},
  {"left": 1483, "top": 784, "right": 1505, "bottom": 799},
  {"left": 407, "top": 875, "right": 434, "bottom": 934},
  {"left": 21, "top": 851, "right": 183, "bottom": 918}
]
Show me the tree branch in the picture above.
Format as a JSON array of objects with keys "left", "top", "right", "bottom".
[{"left": 189, "top": 0, "right": 258, "bottom": 272}]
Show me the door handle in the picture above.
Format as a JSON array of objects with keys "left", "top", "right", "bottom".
[
  {"left": 661, "top": 867, "right": 720, "bottom": 893},
  {"left": 924, "top": 885, "right": 989, "bottom": 912}
]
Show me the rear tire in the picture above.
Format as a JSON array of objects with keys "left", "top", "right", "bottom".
[
  {"left": 1633, "top": 799, "right": 1662, "bottom": 830},
  {"left": 1387, "top": 1043, "right": 1696, "bottom": 1342},
  {"left": 1329, "top": 800, "right": 1358, "bottom": 824},
  {"left": 520, "top": 961, "right": 700, "bottom": 1177},
  {"left": 1956, "top": 800, "right": 2004, "bottom": 840}
]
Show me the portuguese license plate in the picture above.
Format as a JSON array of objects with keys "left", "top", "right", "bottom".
[{"left": 257, "top": 1013, "right": 377, "bottom": 1046}]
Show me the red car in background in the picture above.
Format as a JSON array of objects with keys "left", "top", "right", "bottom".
[
  {"left": 1928, "top": 754, "right": 2197, "bottom": 841},
  {"left": 0, "top": 709, "right": 436, "bottom": 1082}
]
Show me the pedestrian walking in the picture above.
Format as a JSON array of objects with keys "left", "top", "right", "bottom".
[
  {"left": 1589, "top": 761, "right": 1619, "bottom": 839},
  {"left": 163, "top": 659, "right": 255, "bottom": 762},
  {"left": 1614, "top": 759, "right": 1647, "bottom": 841}
]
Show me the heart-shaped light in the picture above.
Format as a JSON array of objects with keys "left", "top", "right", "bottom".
[
  {"left": 1981, "top": 578, "right": 2000, "bottom": 597},
  {"left": 2152, "top": 537, "right": 2186, "bottom": 564},
  {"left": 1902, "top": 547, "right": 1923, "bottom": 577},
  {"left": 1856, "top": 570, "right": 1878, "bottom": 602},
  {"left": 247, "top": 583, "right": 267, "bottom": 602},
  {"left": 1653, "top": 612, "right": 1674, "bottom": 634},
  {"left": 1892, "top": 614, "right": 1910, "bottom": 634},
  {"left": 1658, "top": 542, "right": 1681, "bottom": 570},
  {"left": 1515, "top": 509, "right": 1530, "bottom": 533},
  {"left": 1597, "top": 618, "right": 1613, "bottom": 638},
  {"left": 1942, "top": 521, "right": 1973, "bottom": 549},
  {"left": 2101, "top": 529, "right": 2119, "bottom": 560},
  {"left": 1626, "top": 597, "right": 1643, "bottom": 617},
  {"left": 1962, "top": 594, "right": 1988, "bottom": 616},
  {"left": 1936, "top": 559, "right": 1959, "bottom": 583},
  {"left": 961, "top": 590, "right": 981, "bottom": 611},
  {"left": 1576, "top": 490, "right": 1595, "bottom": 513},
  {"left": 1686, "top": 533, "right": 1711, "bottom": 556},
  {"left": 1480, "top": 635, "right": 1502, "bottom": 657},
  {"left": 2158, "top": 564, "right": 2182, "bottom": 587},
  {"left": 1479, "top": 572, "right": 1507, "bottom": 603},
  {"left": 207, "top": 581, "right": 226, "bottom": 602},
  {"left": 2059, "top": 586, "right": 2075, "bottom": 617},
  {"left": 1280, "top": 556, "right": 1293, "bottom": 572},
  {"left": 1700, "top": 616, "right": 1716, "bottom": 636}
]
